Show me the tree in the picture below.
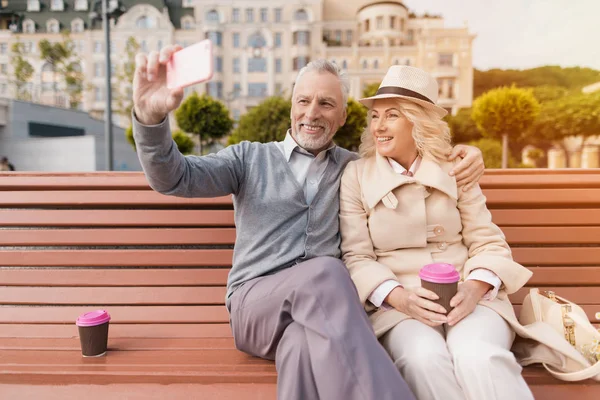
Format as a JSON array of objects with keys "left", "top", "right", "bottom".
[
  {"left": 445, "top": 108, "right": 483, "bottom": 144},
  {"left": 362, "top": 82, "right": 380, "bottom": 98},
  {"left": 529, "top": 85, "right": 569, "bottom": 104},
  {"left": 175, "top": 93, "right": 233, "bottom": 155},
  {"left": 126, "top": 126, "right": 196, "bottom": 155},
  {"left": 38, "top": 32, "right": 84, "bottom": 108},
  {"left": 228, "top": 96, "right": 291, "bottom": 145},
  {"left": 334, "top": 98, "right": 367, "bottom": 151},
  {"left": 471, "top": 85, "right": 540, "bottom": 168},
  {"left": 10, "top": 39, "right": 34, "bottom": 101},
  {"left": 468, "top": 138, "right": 517, "bottom": 169},
  {"left": 114, "top": 37, "right": 140, "bottom": 125},
  {"left": 533, "top": 92, "right": 600, "bottom": 147}
]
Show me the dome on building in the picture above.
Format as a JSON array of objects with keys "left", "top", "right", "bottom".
[{"left": 356, "top": 1, "right": 410, "bottom": 46}]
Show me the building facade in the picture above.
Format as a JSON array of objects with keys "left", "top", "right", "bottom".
[{"left": 0, "top": 0, "right": 475, "bottom": 127}]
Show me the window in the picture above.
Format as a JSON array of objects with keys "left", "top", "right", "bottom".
[
  {"left": 41, "top": 63, "right": 56, "bottom": 92},
  {"left": 248, "top": 58, "right": 266, "bottom": 73},
  {"left": 95, "top": 87, "right": 103, "bottom": 101},
  {"left": 207, "top": 81, "right": 223, "bottom": 98},
  {"left": 274, "top": 8, "right": 282, "bottom": 23},
  {"left": 246, "top": 8, "right": 254, "bottom": 22},
  {"left": 94, "top": 40, "right": 102, "bottom": 53},
  {"left": 94, "top": 62, "right": 103, "bottom": 77},
  {"left": 374, "top": 60, "right": 379, "bottom": 69},
  {"left": 293, "top": 56, "right": 309, "bottom": 71},
  {"left": 346, "top": 30, "right": 353, "bottom": 44},
  {"left": 157, "top": 40, "right": 163, "bottom": 50},
  {"left": 0, "top": 43, "right": 7, "bottom": 54},
  {"left": 182, "top": 17, "right": 194, "bottom": 30},
  {"left": 248, "top": 32, "right": 266, "bottom": 48},
  {"left": 334, "top": 30, "right": 342, "bottom": 43},
  {"left": 362, "top": 60, "right": 368, "bottom": 69},
  {"left": 215, "top": 56, "right": 223, "bottom": 73},
  {"left": 0, "top": 84, "right": 6, "bottom": 94},
  {"left": 23, "top": 19, "right": 36, "bottom": 33},
  {"left": 140, "top": 40, "right": 147, "bottom": 52},
  {"left": 390, "top": 16, "right": 396, "bottom": 29},
  {"left": 74, "top": 0, "right": 88, "bottom": 11},
  {"left": 136, "top": 16, "right": 155, "bottom": 30},
  {"left": 51, "top": 0, "right": 64, "bottom": 11},
  {"left": 182, "top": 0, "right": 193, "bottom": 7},
  {"left": 27, "top": 0, "right": 40, "bottom": 12},
  {"left": 275, "top": 83, "right": 283, "bottom": 95},
  {"left": 233, "top": 57, "right": 240, "bottom": 73},
  {"left": 0, "top": 64, "right": 7, "bottom": 75},
  {"left": 71, "top": 19, "right": 84, "bottom": 33},
  {"left": 206, "top": 31, "right": 222, "bottom": 47},
  {"left": 275, "top": 58, "right": 282, "bottom": 73},
  {"left": 232, "top": 109, "right": 240, "bottom": 121},
  {"left": 23, "top": 42, "right": 33, "bottom": 53},
  {"left": 342, "top": 60, "right": 348, "bottom": 69},
  {"left": 233, "top": 33, "right": 240, "bottom": 48},
  {"left": 294, "top": 31, "right": 310, "bottom": 46},
  {"left": 78, "top": 40, "right": 85, "bottom": 53},
  {"left": 407, "top": 29, "right": 414, "bottom": 42},
  {"left": 405, "top": 58, "right": 411, "bottom": 66},
  {"left": 248, "top": 83, "right": 267, "bottom": 97},
  {"left": 233, "top": 82, "right": 241, "bottom": 96},
  {"left": 438, "top": 53, "right": 453, "bottom": 67},
  {"left": 274, "top": 33, "right": 282, "bottom": 48},
  {"left": 260, "top": 8, "right": 268, "bottom": 23},
  {"left": 400, "top": 18, "right": 405, "bottom": 31},
  {"left": 47, "top": 19, "right": 60, "bottom": 33},
  {"left": 376, "top": 16, "right": 383, "bottom": 29},
  {"left": 294, "top": 9, "right": 308, "bottom": 21},
  {"left": 206, "top": 10, "right": 219, "bottom": 22}
]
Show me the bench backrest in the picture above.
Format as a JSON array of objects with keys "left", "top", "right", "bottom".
[{"left": 0, "top": 170, "right": 598, "bottom": 340}]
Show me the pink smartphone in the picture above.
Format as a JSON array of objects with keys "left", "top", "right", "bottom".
[{"left": 166, "top": 39, "right": 214, "bottom": 89}]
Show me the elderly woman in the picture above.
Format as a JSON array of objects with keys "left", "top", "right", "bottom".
[{"left": 339, "top": 66, "right": 534, "bottom": 400}]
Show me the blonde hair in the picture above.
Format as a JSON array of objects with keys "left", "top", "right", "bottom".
[{"left": 358, "top": 98, "right": 452, "bottom": 162}]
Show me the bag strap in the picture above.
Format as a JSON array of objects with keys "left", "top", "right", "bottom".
[{"left": 543, "top": 361, "right": 600, "bottom": 382}]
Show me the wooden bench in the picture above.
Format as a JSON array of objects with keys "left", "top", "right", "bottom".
[{"left": 0, "top": 170, "right": 599, "bottom": 399}]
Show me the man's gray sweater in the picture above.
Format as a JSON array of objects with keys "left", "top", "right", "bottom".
[{"left": 133, "top": 117, "right": 358, "bottom": 304}]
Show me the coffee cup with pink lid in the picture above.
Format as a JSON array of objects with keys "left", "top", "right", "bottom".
[
  {"left": 419, "top": 263, "right": 461, "bottom": 314},
  {"left": 76, "top": 310, "right": 110, "bottom": 357}
]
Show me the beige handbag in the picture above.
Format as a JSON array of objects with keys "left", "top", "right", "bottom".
[{"left": 519, "top": 288, "right": 600, "bottom": 381}]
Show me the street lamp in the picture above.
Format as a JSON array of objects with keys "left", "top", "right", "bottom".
[{"left": 89, "top": 0, "right": 126, "bottom": 171}]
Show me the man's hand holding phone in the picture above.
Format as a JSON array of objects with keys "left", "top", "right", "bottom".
[{"left": 133, "top": 40, "right": 214, "bottom": 126}]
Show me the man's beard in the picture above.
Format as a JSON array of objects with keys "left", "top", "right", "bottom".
[{"left": 294, "top": 120, "right": 335, "bottom": 152}]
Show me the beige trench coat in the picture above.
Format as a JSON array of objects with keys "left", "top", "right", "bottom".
[{"left": 339, "top": 153, "right": 595, "bottom": 376}]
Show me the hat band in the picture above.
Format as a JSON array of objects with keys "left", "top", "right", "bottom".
[{"left": 375, "top": 86, "right": 434, "bottom": 104}]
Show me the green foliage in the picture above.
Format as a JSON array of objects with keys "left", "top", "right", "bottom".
[
  {"left": 334, "top": 98, "right": 368, "bottom": 151},
  {"left": 126, "top": 126, "right": 196, "bottom": 155},
  {"left": 10, "top": 38, "right": 34, "bottom": 101},
  {"left": 175, "top": 93, "right": 233, "bottom": 154},
  {"left": 362, "top": 82, "right": 380, "bottom": 98},
  {"left": 471, "top": 85, "right": 540, "bottom": 142},
  {"left": 38, "top": 32, "right": 84, "bottom": 108},
  {"left": 445, "top": 108, "right": 483, "bottom": 144},
  {"left": 468, "top": 138, "right": 517, "bottom": 169},
  {"left": 474, "top": 66, "right": 600, "bottom": 98},
  {"left": 114, "top": 37, "right": 140, "bottom": 124},
  {"left": 228, "top": 96, "right": 291, "bottom": 144},
  {"left": 533, "top": 92, "right": 600, "bottom": 142},
  {"left": 529, "top": 85, "right": 569, "bottom": 103}
]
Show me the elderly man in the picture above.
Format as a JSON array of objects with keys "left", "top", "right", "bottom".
[{"left": 132, "top": 45, "right": 484, "bottom": 399}]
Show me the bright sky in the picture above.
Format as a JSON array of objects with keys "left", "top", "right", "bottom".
[{"left": 403, "top": 0, "right": 600, "bottom": 71}]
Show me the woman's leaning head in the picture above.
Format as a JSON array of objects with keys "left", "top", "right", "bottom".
[{"left": 359, "top": 97, "right": 452, "bottom": 164}]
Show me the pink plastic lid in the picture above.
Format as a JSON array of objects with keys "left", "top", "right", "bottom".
[
  {"left": 76, "top": 310, "right": 110, "bottom": 327},
  {"left": 419, "top": 263, "right": 460, "bottom": 284}
]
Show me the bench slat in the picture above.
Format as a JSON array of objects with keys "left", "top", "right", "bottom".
[
  {"left": 0, "top": 323, "right": 232, "bottom": 338},
  {"left": 0, "top": 306, "right": 229, "bottom": 324},
  {"left": 0, "top": 287, "right": 227, "bottom": 305},
  {"left": 509, "top": 287, "right": 600, "bottom": 304},
  {"left": 0, "top": 210, "right": 235, "bottom": 227},
  {"left": 513, "top": 248, "right": 600, "bottom": 265},
  {"left": 0, "top": 337, "right": 236, "bottom": 351},
  {"left": 1, "top": 267, "right": 599, "bottom": 286},
  {"left": 0, "top": 268, "right": 230, "bottom": 286},
  {"left": 484, "top": 188, "right": 600, "bottom": 207},
  {"left": 0, "top": 191, "right": 233, "bottom": 207},
  {"left": 0, "top": 249, "right": 233, "bottom": 266},
  {"left": 0, "top": 228, "right": 236, "bottom": 246},
  {"left": 512, "top": 305, "right": 599, "bottom": 322},
  {"left": 490, "top": 209, "right": 600, "bottom": 226},
  {"left": 503, "top": 227, "right": 600, "bottom": 245}
]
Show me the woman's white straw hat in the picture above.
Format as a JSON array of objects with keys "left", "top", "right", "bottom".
[{"left": 359, "top": 65, "right": 448, "bottom": 118}]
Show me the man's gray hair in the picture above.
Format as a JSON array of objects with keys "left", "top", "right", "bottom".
[{"left": 293, "top": 59, "right": 350, "bottom": 105}]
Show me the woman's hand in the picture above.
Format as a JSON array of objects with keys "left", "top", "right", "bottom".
[
  {"left": 448, "top": 144, "right": 485, "bottom": 191},
  {"left": 385, "top": 286, "right": 448, "bottom": 327},
  {"left": 446, "top": 280, "right": 492, "bottom": 326}
]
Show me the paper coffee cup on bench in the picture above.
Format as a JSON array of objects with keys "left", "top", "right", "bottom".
[
  {"left": 419, "top": 263, "right": 460, "bottom": 314},
  {"left": 76, "top": 310, "right": 110, "bottom": 357}
]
